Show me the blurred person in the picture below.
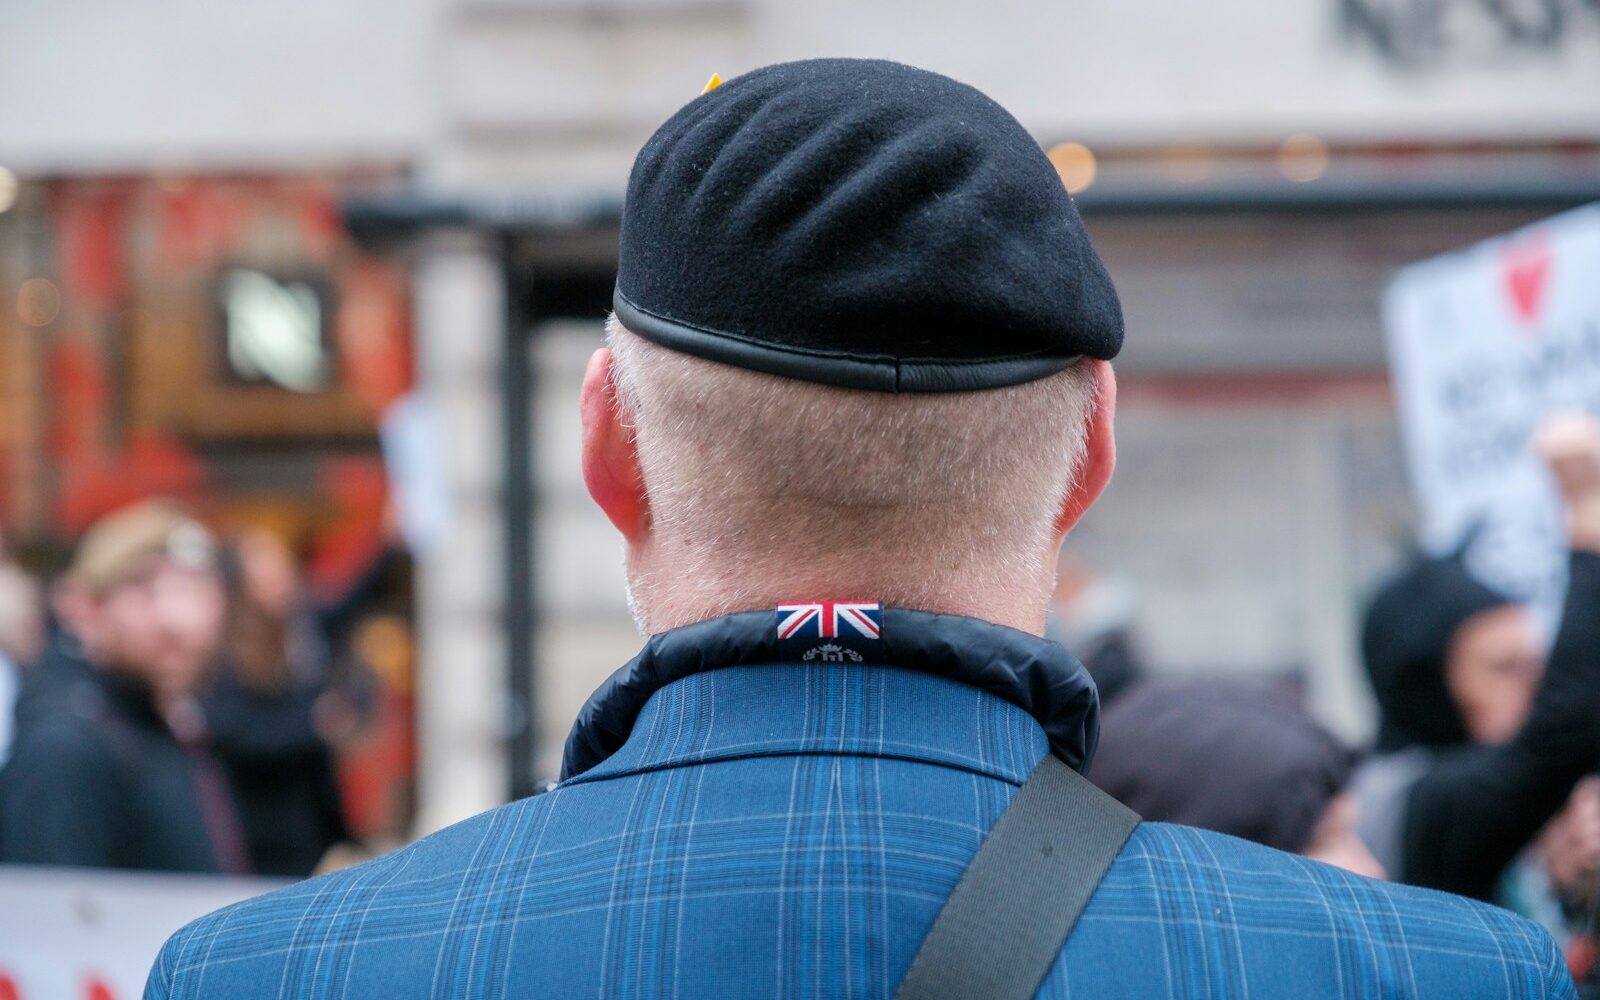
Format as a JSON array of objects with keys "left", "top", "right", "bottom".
[
  {"left": 1354, "top": 413, "right": 1600, "bottom": 904},
  {"left": 229, "top": 523, "right": 400, "bottom": 692},
  {"left": 0, "top": 559, "right": 45, "bottom": 767},
  {"left": 1090, "top": 677, "right": 1383, "bottom": 878},
  {"left": 1500, "top": 776, "right": 1600, "bottom": 978},
  {"left": 0, "top": 500, "right": 252, "bottom": 873},
  {"left": 204, "top": 529, "right": 355, "bottom": 877},
  {"left": 1045, "top": 552, "right": 1145, "bottom": 703},
  {"left": 1533, "top": 778, "right": 1600, "bottom": 910},
  {"left": 220, "top": 522, "right": 406, "bottom": 838},
  {"left": 148, "top": 60, "right": 1572, "bottom": 999}
]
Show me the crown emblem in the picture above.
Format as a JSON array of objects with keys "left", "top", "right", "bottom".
[{"left": 803, "top": 643, "right": 863, "bottom": 663}]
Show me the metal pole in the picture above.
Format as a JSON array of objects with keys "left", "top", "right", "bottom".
[{"left": 500, "top": 240, "right": 538, "bottom": 801}]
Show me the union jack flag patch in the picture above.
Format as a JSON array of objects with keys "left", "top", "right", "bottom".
[{"left": 775, "top": 601, "right": 883, "bottom": 663}]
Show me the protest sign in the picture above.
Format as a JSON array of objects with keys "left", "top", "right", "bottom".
[{"left": 1385, "top": 203, "right": 1600, "bottom": 629}]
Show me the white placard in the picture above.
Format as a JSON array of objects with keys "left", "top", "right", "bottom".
[
  {"left": 0, "top": 865, "right": 286, "bottom": 1000},
  {"left": 1384, "top": 203, "right": 1600, "bottom": 630}
]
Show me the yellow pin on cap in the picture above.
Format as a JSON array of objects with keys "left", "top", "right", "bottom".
[{"left": 701, "top": 72, "right": 723, "bottom": 95}]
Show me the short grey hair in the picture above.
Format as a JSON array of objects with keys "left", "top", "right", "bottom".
[{"left": 605, "top": 315, "right": 1100, "bottom": 626}]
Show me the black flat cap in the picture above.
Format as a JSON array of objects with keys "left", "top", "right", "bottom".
[{"left": 614, "top": 58, "right": 1123, "bottom": 393}]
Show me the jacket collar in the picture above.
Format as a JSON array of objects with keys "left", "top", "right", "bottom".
[{"left": 560, "top": 608, "right": 1100, "bottom": 782}]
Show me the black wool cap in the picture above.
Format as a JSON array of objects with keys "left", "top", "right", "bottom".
[
  {"left": 1092, "top": 679, "right": 1357, "bottom": 854},
  {"left": 614, "top": 58, "right": 1123, "bottom": 393}
]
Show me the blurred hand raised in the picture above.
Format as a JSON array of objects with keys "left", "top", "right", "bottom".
[
  {"left": 1539, "top": 775, "right": 1600, "bottom": 905},
  {"left": 1535, "top": 412, "right": 1600, "bottom": 552}
]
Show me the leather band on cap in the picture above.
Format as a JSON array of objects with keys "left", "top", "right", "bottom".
[{"left": 613, "top": 290, "right": 1079, "bottom": 394}]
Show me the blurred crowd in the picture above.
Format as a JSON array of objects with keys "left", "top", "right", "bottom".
[
  {"left": 1058, "top": 414, "right": 1600, "bottom": 989},
  {"left": 6, "top": 416, "right": 1600, "bottom": 984},
  {"left": 0, "top": 501, "right": 404, "bottom": 878}
]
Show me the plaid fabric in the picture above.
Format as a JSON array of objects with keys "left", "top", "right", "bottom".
[{"left": 147, "top": 663, "right": 1575, "bottom": 999}]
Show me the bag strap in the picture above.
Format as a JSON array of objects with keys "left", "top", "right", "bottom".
[{"left": 892, "top": 754, "right": 1140, "bottom": 1000}]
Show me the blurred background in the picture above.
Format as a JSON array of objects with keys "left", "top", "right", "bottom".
[{"left": 1, "top": 3, "right": 1599, "bottom": 966}]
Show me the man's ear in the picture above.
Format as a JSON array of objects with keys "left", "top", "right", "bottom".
[
  {"left": 1054, "top": 360, "right": 1116, "bottom": 538},
  {"left": 581, "top": 348, "right": 650, "bottom": 542}
]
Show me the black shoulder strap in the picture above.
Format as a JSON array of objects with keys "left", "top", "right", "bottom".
[{"left": 892, "top": 754, "right": 1140, "bottom": 1000}]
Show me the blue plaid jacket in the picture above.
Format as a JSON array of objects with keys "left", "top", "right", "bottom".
[{"left": 147, "top": 610, "right": 1575, "bottom": 999}]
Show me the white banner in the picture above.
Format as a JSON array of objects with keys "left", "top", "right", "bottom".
[
  {"left": 0, "top": 866, "right": 285, "bottom": 1000},
  {"left": 1384, "top": 203, "right": 1600, "bottom": 630}
]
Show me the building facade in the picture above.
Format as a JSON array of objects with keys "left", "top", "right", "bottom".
[{"left": 4, "top": 0, "right": 1600, "bottom": 829}]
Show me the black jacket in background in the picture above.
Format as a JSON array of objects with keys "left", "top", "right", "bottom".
[
  {"left": 0, "top": 651, "right": 234, "bottom": 873},
  {"left": 1403, "top": 552, "right": 1600, "bottom": 899},
  {"left": 1358, "top": 551, "right": 1600, "bottom": 899},
  {"left": 10, "top": 630, "right": 96, "bottom": 735},
  {"left": 205, "top": 669, "right": 347, "bottom": 876}
]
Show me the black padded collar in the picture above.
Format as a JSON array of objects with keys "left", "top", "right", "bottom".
[{"left": 560, "top": 607, "right": 1101, "bottom": 780}]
